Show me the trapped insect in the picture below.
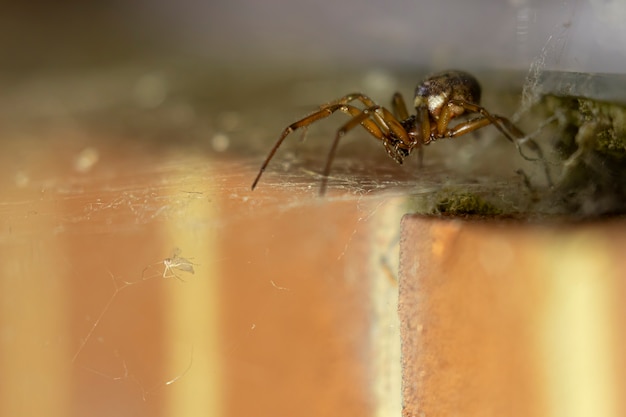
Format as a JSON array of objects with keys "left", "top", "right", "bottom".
[
  {"left": 162, "top": 255, "right": 196, "bottom": 281},
  {"left": 141, "top": 248, "right": 196, "bottom": 282},
  {"left": 251, "top": 70, "right": 551, "bottom": 194}
]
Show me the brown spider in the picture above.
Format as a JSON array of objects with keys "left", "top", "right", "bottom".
[{"left": 251, "top": 70, "right": 550, "bottom": 194}]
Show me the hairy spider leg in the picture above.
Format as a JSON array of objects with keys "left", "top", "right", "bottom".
[{"left": 252, "top": 103, "right": 388, "bottom": 190}]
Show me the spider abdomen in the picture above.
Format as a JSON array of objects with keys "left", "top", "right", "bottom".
[{"left": 414, "top": 70, "right": 482, "bottom": 119}]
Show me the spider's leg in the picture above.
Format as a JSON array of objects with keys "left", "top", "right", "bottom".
[
  {"left": 391, "top": 93, "right": 429, "bottom": 164},
  {"left": 372, "top": 106, "right": 419, "bottom": 164},
  {"left": 482, "top": 114, "right": 553, "bottom": 186},
  {"left": 445, "top": 99, "right": 553, "bottom": 186},
  {"left": 327, "top": 92, "right": 413, "bottom": 134},
  {"left": 319, "top": 103, "right": 416, "bottom": 194},
  {"left": 330, "top": 93, "right": 378, "bottom": 108},
  {"left": 447, "top": 100, "right": 543, "bottom": 161},
  {"left": 443, "top": 115, "right": 492, "bottom": 137},
  {"left": 493, "top": 116, "right": 546, "bottom": 160},
  {"left": 412, "top": 106, "right": 432, "bottom": 166},
  {"left": 252, "top": 103, "right": 353, "bottom": 190},
  {"left": 376, "top": 107, "right": 412, "bottom": 146},
  {"left": 320, "top": 105, "right": 386, "bottom": 195},
  {"left": 391, "top": 93, "right": 409, "bottom": 120}
]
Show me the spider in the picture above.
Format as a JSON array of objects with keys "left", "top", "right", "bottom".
[{"left": 251, "top": 70, "right": 550, "bottom": 194}]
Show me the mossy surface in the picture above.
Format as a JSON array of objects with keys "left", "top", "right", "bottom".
[{"left": 433, "top": 192, "right": 504, "bottom": 217}]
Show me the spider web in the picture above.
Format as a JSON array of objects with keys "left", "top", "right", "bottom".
[
  {"left": 72, "top": 254, "right": 197, "bottom": 401},
  {"left": 515, "top": 0, "right": 579, "bottom": 119}
]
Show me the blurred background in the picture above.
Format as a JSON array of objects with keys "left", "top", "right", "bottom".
[
  {"left": 2, "top": 0, "right": 625, "bottom": 71},
  {"left": 1, "top": 1, "right": 626, "bottom": 417}
]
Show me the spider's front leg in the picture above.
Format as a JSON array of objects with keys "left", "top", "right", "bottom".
[
  {"left": 252, "top": 102, "right": 383, "bottom": 190},
  {"left": 391, "top": 92, "right": 409, "bottom": 120}
]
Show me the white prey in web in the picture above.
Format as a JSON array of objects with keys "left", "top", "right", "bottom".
[{"left": 141, "top": 247, "right": 197, "bottom": 282}]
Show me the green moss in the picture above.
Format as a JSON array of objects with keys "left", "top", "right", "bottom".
[
  {"left": 533, "top": 95, "right": 626, "bottom": 215},
  {"left": 543, "top": 95, "right": 626, "bottom": 160},
  {"left": 433, "top": 193, "right": 504, "bottom": 217}
]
